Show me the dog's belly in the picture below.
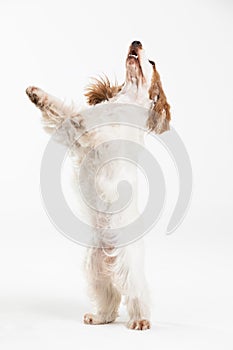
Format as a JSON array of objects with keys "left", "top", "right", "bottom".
[
  {"left": 71, "top": 124, "right": 145, "bottom": 229},
  {"left": 95, "top": 124, "right": 144, "bottom": 216}
]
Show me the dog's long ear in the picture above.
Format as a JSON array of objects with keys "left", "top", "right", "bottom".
[
  {"left": 147, "top": 63, "right": 171, "bottom": 134},
  {"left": 85, "top": 76, "right": 123, "bottom": 105}
]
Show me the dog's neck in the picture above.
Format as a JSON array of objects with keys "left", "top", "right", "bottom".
[{"left": 111, "top": 81, "right": 153, "bottom": 109}]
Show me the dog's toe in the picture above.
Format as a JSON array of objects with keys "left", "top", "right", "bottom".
[
  {"left": 26, "top": 86, "right": 32, "bottom": 98},
  {"left": 26, "top": 86, "right": 39, "bottom": 102},
  {"left": 26, "top": 86, "right": 47, "bottom": 108},
  {"left": 128, "top": 319, "right": 151, "bottom": 330},
  {"left": 83, "top": 312, "right": 117, "bottom": 325},
  {"left": 84, "top": 313, "right": 95, "bottom": 324}
]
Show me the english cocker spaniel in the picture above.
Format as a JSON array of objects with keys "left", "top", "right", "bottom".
[{"left": 26, "top": 40, "right": 171, "bottom": 330}]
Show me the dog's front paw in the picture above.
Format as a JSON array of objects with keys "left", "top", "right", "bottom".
[
  {"left": 128, "top": 319, "right": 151, "bottom": 330},
  {"left": 26, "top": 86, "right": 48, "bottom": 109}
]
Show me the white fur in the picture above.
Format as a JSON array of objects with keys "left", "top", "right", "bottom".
[{"left": 26, "top": 44, "right": 155, "bottom": 330}]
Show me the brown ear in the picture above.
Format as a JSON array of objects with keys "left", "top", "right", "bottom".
[
  {"left": 147, "top": 64, "right": 171, "bottom": 134},
  {"left": 85, "top": 76, "right": 123, "bottom": 105}
]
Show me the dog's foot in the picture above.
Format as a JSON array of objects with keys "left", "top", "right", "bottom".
[
  {"left": 26, "top": 86, "right": 48, "bottom": 109},
  {"left": 83, "top": 313, "right": 116, "bottom": 325},
  {"left": 128, "top": 319, "right": 151, "bottom": 330}
]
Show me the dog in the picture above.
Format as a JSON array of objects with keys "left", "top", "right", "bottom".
[{"left": 26, "top": 40, "right": 171, "bottom": 330}]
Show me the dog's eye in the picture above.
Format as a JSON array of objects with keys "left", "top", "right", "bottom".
[{"left": 149, "top": 60, "right": 155, "bottom": 66}]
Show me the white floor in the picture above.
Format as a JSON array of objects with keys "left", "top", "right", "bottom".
[{"left": 1, "top": 304, "right": 232, "bottom": 350}]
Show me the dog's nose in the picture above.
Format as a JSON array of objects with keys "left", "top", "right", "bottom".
[{"left": 131, "top": 41, "right": 142, "bottom": 47}]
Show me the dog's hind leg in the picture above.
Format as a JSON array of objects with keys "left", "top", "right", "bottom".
[
  {"left": 120, "top": 241, "right": 151, "bottom": 330},
  {"left": 84, "top": 248, "right": 121, "bottom": 325}
]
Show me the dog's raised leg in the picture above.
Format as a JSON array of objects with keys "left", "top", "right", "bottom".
[{"left": 26, "top": 86, "right": 82, "bottom": 132}]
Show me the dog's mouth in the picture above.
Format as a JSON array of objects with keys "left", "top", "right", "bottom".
[
  {"left": 127, "top": 43, "right": 142, "bottom": 64},
  {"left": 126, "top": 42, "right": 144, "bottom": 82},
  {"left": 126, "top": 41, "right": 152, "bottom": 84},
  {"left": 128, "top": 49, "right": 139, "bottom": 61}
]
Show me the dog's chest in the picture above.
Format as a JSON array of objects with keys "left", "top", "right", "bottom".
[{"left": 111, "top": 84, "right": 153, "bottom": 110}]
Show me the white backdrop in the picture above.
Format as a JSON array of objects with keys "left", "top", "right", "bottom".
[{"left": 0, "top": 0, "right": 233, "bottom": 349}]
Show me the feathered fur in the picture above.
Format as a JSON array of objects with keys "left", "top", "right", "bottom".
[
  {"left": 147, "top": 63, "right": 171, "bottom": 133},
  {"left": 85, "top": 76, "right": 123, "bottom": 105}
]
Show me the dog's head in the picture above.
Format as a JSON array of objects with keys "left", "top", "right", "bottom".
[
  {"left": 126, "top": 41, "right": 153, "bottom": 86},
  {"left": 85, "top": 41, "right": 171, "bottom": 134},
  {"left": 125, "top": 41, "right": 171, "bottom": 133}
]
